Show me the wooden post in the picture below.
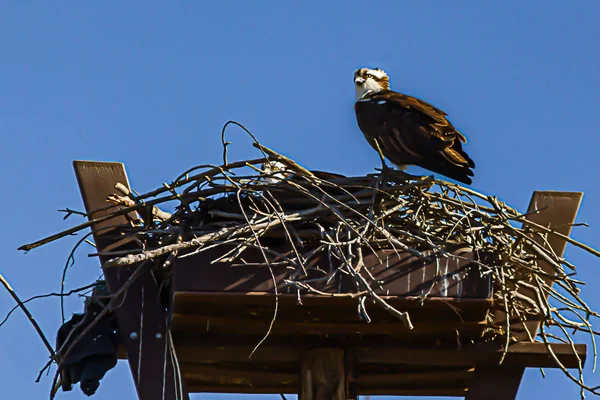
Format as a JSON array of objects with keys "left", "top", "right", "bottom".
[
  {"left": 465, "top": 367, "right": 524, "bottom": 400},
  {"left": 73, "top": 161, "right": 189, "bottom": 400},
  {"left": 510, "top": 191, "right": 583, "bottom": 341},
  {"left": 467, "top": 191, "right": 583, "bottom": 400},
  {"left": 300, "top": 348, "right": 356, "bottom": 400}
]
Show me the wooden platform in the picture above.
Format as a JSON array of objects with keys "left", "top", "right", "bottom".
[
  {"left": 171, "top": 243, "right": 493, "bottom": 336},
  {"left": 73, "top": 160, "right": 586, "bottom": 400},
  {"left": 171, "top": 337, "right": 585, "bottom": 396},
  {"left": 168, "top": 290, "right": 585, "bottom": 396}
]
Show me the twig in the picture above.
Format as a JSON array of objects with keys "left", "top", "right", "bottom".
[
  {"left": 0, "top": 272, "right": 55, "bottom": 357},
  {"left": 0, "top": 282, "right": 99, "bottom": 329}
]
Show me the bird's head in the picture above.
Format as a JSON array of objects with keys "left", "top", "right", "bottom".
[
  {"left": 261, "top": 160, "right": 291, "bottom": 184},
  {"left": 354, "top": 67, "right": 390, "bottom": 100}
]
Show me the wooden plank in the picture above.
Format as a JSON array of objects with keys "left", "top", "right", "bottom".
[
  {"left": 346, "top": 348, "right": 358, "bottom": 400},
  {"left": 480, "top": 192, "right": 583, "bottom": 400},
  {"left": 183, "top": 365, "right": 471, "bottom": 396},
  {"left": 360, "top": 388, "right": 466, "bottom": 396},
  {"left": 172, "top": 292, "right": 493, "bottom": 320},
  {"left": 72, "top": 160, "right": 138, "bottom": 235},
  {"left": 170, "top": 313, "right": 488, "bottom": 336},
  {"left": 171, "top": 292, "right": 491, "bottom": 341},
  {"left": 172, "top": 246, "right": 492, "bottom": 298},
  {"left": 356, "top": 368, "right": 472, "bottom": 386},
  {"left": 464, "top": 366, "right": 524, "bottom": 400},
  {"left": 185, "top": 385, "right": 297, "bottom": 394},
  {"left": 175, "top": 342, "right": 303, "bottom": 364},
  {"left": 493, "top": 191, "right": 583, "bottom": 341},
  {"left": 73, "top": 161, "right": 189, "bottom": 400},
  {"left": 300, "top": 348, "right": 351, "bottom": 400},
  {"left": 173, "top": 338, "right": 585, "bottom": 369},
  {"left": 173, "top": 291, "right": 494, "bottom": 306},
  {"left": 351, "top": 342, "right": 586, "bottom": 369},
  {"left": 185, "top": 385, "right": 466, "bottom": 397},
  {"left": 183, "top": 364, "right": 297, "bottom": 386},
  {"left": 519, "top": 191, "right": 583, "bottom": 340},
  {"left": 171, "top": 296, "right": 490, "bottom": 320}
]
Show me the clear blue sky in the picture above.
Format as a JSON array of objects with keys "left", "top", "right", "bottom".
[{"left": 1, "top": 2, "right": 600, "bottom": 399}]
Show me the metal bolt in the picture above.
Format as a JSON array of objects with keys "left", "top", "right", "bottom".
[
  {"left": 155, "top": 332, "right": 163, "bottom": 339},
  {"left": 129, "top": 332, "right": 139, "bottom": 340}
]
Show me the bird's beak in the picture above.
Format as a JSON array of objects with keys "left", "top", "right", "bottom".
[{"left": 354, "top": 77, "right": 365, "bottom": 85}]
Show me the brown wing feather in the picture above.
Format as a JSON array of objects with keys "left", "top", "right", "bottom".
[
  {"left": 390, "top": 92, "right": 469, "bottom": 144},
  {"left": 355, "top": 90, "right": 475, "bottom": 184}
]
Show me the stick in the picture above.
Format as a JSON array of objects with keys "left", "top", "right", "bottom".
[{"left": 0, "top": 272, "right": 55, "bottom": 357}]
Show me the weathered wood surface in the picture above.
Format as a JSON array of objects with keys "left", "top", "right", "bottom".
[
  {"left": 173, "top": 246, "right": 492, "bottom": 298},
  {"left": 299, "top": 348, "right": 350, "bottom": 400},
  {"left": 497, "top": 191, "right": 583, "bottom": 341},
  {"left": 170, "top": 336, "right": 585, "bottom": 367},
  {"left": 170, "top": 292, "right": 491, "bottom": 338},
  {"left": 74, "top": 160, "right": 189, "bottom": 400},
  {"left": 174, "top": 338, "right": 585, "bottom": 396},
  {"left": 464, "top": 366, "right": 525, "bottom": 400},
  {"left": 171, "top": 247, "right": 494, "bottom": 338},
  {"left": 473, "top": 191, "right": 583, "bottom": 400}
]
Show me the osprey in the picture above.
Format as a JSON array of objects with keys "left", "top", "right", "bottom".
[
  {"left": 353, "top": 67, "right": 475, "bottom": 184},
  {"left": 260, "top": 160, "right": 346, "bottom": 183}
]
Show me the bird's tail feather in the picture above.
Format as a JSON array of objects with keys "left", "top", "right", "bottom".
[{"left": 424, "top": 162, "right": 474, "bottom": 185}]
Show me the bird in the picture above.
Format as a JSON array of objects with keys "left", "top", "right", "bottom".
[
  {"left": 260, "top": 160, "right": 346, "bottom": 183},
  {"left": 261, "top": 160, "right": 292, "bottom": 184},
  {"left": 353, "top": 67, "right": 475, "bottom": 184}
]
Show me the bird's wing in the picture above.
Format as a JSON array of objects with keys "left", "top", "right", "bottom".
[
  {"left": 355, "top": 90, "right": 475, "bottom": 183},
  {"left": 388, "top": 92, "right": 468, "bottom": 144}
]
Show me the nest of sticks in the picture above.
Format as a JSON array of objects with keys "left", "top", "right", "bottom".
[{"left": 13, "top": 124, "right": 600, "bottom": 397}]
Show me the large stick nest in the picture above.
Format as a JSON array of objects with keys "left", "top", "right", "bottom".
[{"left": 15, "top": 123, "right": 600, "bottom": 397}]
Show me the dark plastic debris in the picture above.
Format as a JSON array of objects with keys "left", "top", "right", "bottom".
[{"left": 56, "top": 281, "right": 119, "bottom": 396}]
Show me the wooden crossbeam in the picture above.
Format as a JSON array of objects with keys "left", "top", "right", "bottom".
[
  {"left": 356, "top": 342, "right": 586, "bottom": 369},
  {"left": 174, "top": 341, "right": 584, "bottom": 396},
  {"left": 473, "top": 191, "right": 583, "bottom": 400},
  {"left": 73, "top": 161, "right": 189, "bottom": 400},
  {"left": 493, "top": 191, "right": 583, "bottom": 341},
  {"left": 172, "top": 339, "right": 586, "bottom": 369},
  {"left": 170, "top": 313, "right": 488, "bottom": 336}
]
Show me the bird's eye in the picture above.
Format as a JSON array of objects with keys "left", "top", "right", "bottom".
[{"left": 365, "top": 73, "right": 374, "bottom": 79}]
